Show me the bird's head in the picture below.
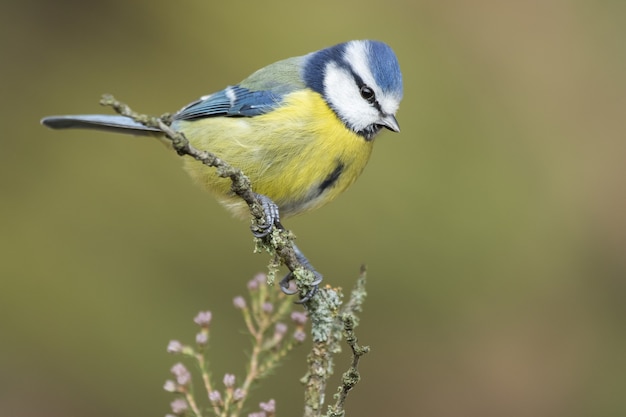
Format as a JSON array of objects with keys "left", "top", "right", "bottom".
[{"left": 303, "top": 40, "right": 403, "bottom": 140}]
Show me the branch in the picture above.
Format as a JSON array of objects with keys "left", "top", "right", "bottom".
[
  {"left": 99, "top": 94, "right": 267, "bottom": 229},
  {"left": 99, "top": 95, "right": 368, "bottom": 416}
]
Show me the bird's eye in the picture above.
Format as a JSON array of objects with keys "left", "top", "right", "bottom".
[{"left": 359, "top": 85, "right": 376, "bottom": 103}]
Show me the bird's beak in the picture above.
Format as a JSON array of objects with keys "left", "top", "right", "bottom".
[{"left": 380, "top": 114, "right": 400, "bottom": 133}]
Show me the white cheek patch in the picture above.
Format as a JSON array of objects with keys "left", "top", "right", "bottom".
[{"left": 323, "top": 61, "right": 378, "bottom": 132}]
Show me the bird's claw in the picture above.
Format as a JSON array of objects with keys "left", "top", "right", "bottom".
[
  {"left": 250, "top": 193, "right": 282, "bottom": 238},
  {"left": 279, "top": 271, "right": 322, "bottom": 304},
  {"left": 278, "top": 243, "right": 323, "bottom": 303}
]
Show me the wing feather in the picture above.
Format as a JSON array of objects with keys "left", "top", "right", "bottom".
[
  {"left": 174, "top": 56, "right": 306, "bottom": 121},
  {"left": 174, "top": 86, "right": 285, "bottom": 120}
]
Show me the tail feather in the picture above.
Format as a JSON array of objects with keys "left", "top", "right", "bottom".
[{"left": 41, "top": 115, "right": 160, "bottom": 136}]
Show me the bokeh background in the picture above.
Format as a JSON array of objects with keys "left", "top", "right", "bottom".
[{"left": 1, "top": 0, "right": 625, "bottom": 416}]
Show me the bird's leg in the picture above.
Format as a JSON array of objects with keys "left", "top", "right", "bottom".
[
  {"left": 279, "top": 244, "right": 323, "bottom": 303},
  {"left": 250, "top": 193, "right": 322, "bottom": 303}
]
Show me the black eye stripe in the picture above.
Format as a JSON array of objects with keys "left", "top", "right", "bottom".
[
  {"left": 349, "top": 69, "right": 382, "bottom": 110},
  {"left": 351, "top": 72, "right": 368, "bottom": 94}
]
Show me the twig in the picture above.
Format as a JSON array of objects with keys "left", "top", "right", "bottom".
[
  {"left": 326, "top": 266, "right": 369, "bottom": 417},
  {"left": 99, "top": 95, "right": 319, "bottom": 282},
  {"left": 99, "top": 95, "right": 368, "bottom": 416},
  {"left": 99, "top": 94, "right": 267, "bottom": 227}
]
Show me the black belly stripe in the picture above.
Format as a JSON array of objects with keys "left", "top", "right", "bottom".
[{"left": 318, "top": 162, "right": 345, "bottom": 194}]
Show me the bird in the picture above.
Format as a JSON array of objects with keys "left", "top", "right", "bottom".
[{"left": 41, "top": 39, "right": 403, "bottom": 301}]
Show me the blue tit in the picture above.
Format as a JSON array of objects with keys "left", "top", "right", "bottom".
[{"left": 42, "top": 40, "right": 403, "bottom": 221}]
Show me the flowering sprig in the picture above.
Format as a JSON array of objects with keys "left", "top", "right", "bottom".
[{"left": 164, "top": 273, "right": 307, "bottom": 417}]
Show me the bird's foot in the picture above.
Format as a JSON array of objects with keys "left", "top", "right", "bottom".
[
  {"left": 250, "top": 194, "right": 322, "bottom": 303},
  {"left": 250, "top": 193, "right": 282, "bottom": 238},
  {"left": 278, "top": 244, "right": 323, "bottom": 303}
]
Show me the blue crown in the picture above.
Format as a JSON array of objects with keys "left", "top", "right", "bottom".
[{"left": 303, "top": 40, "right": 403, "bottom": 100}]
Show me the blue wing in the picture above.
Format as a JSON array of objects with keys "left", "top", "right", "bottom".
[{"left": 174, "top": 85, "right": 285, "bottom": 120}]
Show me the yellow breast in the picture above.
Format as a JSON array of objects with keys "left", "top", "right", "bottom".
[{"left": 174, "top": 89, "right": 374, "bottom": 218}]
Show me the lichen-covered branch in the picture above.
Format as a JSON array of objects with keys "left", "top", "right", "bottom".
[
  {"left": 99, "top": 94, "right": 267, "bottom": 228},
  {"left": 99, "top": 95, "right": 369, "bottom": 416}
]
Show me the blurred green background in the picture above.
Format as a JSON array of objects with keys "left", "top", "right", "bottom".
[{"left": 1, "top": 0, "right": 625, "bottom": 416}]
